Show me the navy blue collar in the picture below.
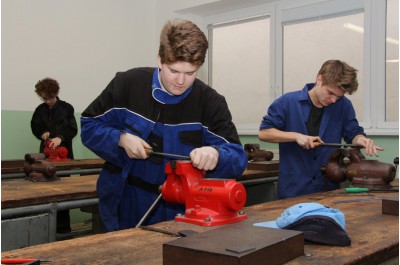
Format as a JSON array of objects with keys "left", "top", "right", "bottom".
[{"left": 151, "top": 69, "right": 193, "bottom": 104}]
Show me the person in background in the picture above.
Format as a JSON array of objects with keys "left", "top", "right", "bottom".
[
  {"left": 81, "top": 18, "right": 247, "bottom": 232},
  {"left": 31, "top": 77, "right": 78, "bottom": 233},
  {"left": 259, "top": 60, "right": 383, "bottom": 199}
]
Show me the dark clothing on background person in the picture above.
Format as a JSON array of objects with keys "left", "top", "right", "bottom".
[
  {"left": 31, "top": 97, "right": 78, "bottom": 158},
  {"left": 81, "top": 67, "right": 247, "bottom": 232},
  {"left": 31, "top": 97, "right": 78, "bottom": 233}
]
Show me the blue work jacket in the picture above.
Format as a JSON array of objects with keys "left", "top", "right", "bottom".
[
  {"left": 81, "top": 68, "right": 247, "bottom": 231},
  {"left": 260, "top": 83, "right": 365, "bottom": 199}
]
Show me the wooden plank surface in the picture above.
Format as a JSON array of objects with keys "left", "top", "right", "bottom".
[
  {"left": 240, "top": 168, "right": 278, "bottom": 180},
  {"left": 1, "top": 175, "right": 98, "bottom": 209},
  {"left": 246, "top": 160, "right": 279, "bottom": 172},
  {"left": 2, "top": 187, "right": 398, "bottom": 265},
  {"left": 1, "top": 158, "right": 105, "bottom": 174},
  {"left": 1, "top": 228, "right": 171, "bottom": 265}
]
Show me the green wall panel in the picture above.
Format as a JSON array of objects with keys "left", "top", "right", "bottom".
[{"left": 1, "top": 110, "right": 97, "bottom": 160}]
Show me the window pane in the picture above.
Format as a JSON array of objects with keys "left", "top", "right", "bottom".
[
  {"left": 210, "top": 17, "right": 270, "bottom": 131},
  {"left": 283, "top": 12, "right": 364, "bottom": 121},
  {"left": 386, "top": 0, "right": 399, "bottom": 122}
]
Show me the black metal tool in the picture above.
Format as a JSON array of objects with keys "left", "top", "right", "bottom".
[
  {"left": 314, "top": 142, "right": 360, "bottom": 148},
  {"left": 135, "top": 193, "right": 163, "bottom": 228},
  {"left": 146, "top": 150, "right": 190, "bottom": 160},
  {"left": 140, "top": 226, "right": 198, "bottom": 237}
]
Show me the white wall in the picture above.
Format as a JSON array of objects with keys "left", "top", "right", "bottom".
[
  {"left": 2, "top": 0, "right": 279, "bottom": 112},
  {"left": 2, "top": 0, "right": 157, "bottom": 112}
]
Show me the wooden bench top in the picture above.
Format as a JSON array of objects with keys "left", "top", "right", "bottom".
[
  {"left": 1, "top": 175, "right": 98, "bottom": 209},
  {"left": 2, "top": 188, "right": 398, "bottom": 265},
  {"left": 1, "top": 158, "right": 105, "bottom": 174}
]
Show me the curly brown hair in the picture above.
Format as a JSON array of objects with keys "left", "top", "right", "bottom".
[
  {"left": 158, "top": 19, "right": 208, "bottom": 67},
  {"left": 35, "top": 77, "right": 60, "bottom": 98},
  {"left": 317, "top": 60, "right": 358, "bottom": 95}
]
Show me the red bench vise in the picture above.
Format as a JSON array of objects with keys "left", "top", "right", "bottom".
[
  {"left": 43, "top": 140, "right": 70, "bottom": 161},
  {"left": 161, "top": 160, "right": 248, "bottom": 227},
  {"left": 322, "top": 148, "right": 397, "bottom": 189}
]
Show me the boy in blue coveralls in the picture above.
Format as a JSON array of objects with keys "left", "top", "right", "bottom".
[
  {"left": 81, "top": 19, "right": 247, "bottom": 232},
  {"left": 259, "top": 60, "right": 383, "bottom": 199}
]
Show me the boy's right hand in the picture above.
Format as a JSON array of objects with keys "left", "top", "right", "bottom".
[{"left": 119, "top": 133, "right": 151, "bottom": 159}]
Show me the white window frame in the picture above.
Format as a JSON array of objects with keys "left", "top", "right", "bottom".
[
  {"left": 207, "top": 15, "right": 272, "bottom": 135},
  {"left": 201, "top": 0, "right": 398, "bottom": 136},
  {"left": 276, "top": 0, "right": 397, "bottom": 135},
  {"left": 204, "top": 3, "right": 275, "bottom": 135},
  {"left": 373, "top": 0, "right": 398, "bottom": 133}
]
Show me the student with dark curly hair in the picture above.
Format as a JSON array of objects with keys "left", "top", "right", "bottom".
[{"left": 31, "top": 77, "right": 78, "bottom": 233}]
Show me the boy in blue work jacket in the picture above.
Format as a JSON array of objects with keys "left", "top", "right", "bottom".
[
  {"left": 259, "top": 60, "right": 383, "bottom": 199},
  {"left": 81, "top": 19, "right": 247, "bottom": 232}
]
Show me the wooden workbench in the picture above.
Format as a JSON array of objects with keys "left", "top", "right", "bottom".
[
  {"left": 1, "top": 158, "right": 105, "bottom": 175},
  {"left": 246, "top": 160, "right": 279, "bottom": 173},
  {"left": 1, "top": 175, "right": 99, "bottom": 209},
  {"left": 2, "top": 187, "right": 398, "bottom": 264},
  {"left": 1, "top": 175, "right": 101, "bottom": 251}
]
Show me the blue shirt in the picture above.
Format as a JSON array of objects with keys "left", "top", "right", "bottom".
[{"left": 260, "top": 83, "right": 365, "bottom": 199}]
